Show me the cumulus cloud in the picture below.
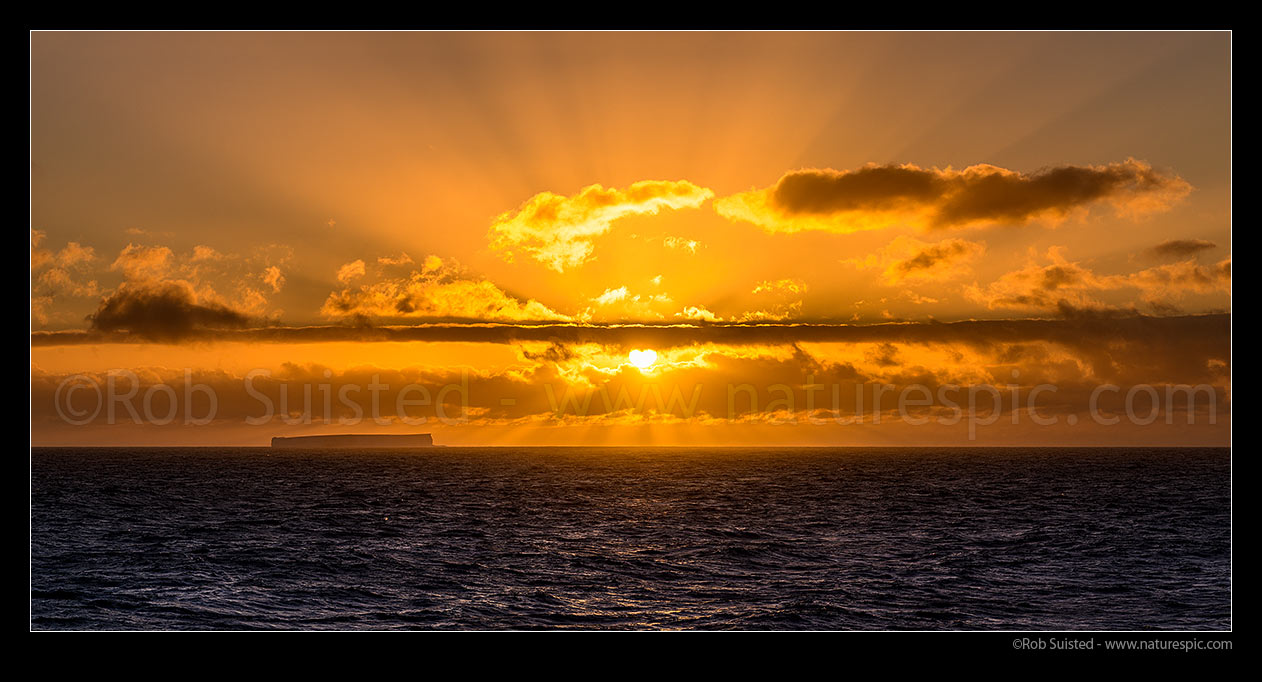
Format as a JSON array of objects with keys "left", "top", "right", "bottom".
[
  {"left": 715, "top": 159, "right": 1190, "bottom": 233},
  {"left": 94, "top": 243, "right": 282, "bottom": 336},
  {"left": 592, "top": 286, "right": 629, "bottom": 306},
  {"left": 110, "top": 244, "right": 174, "bottom": 280},
  {"left": 30, "top": 229, "right": 49, "bottom": 266},
  {"left": 488, "top": 180, "right": 715, "bottom": 272},
  {"left": 37, "top": 268, "right": 99, "bottom": 298},
  {"left": 262, "top": 266, "right": 285, "bottom": 293},
  {"left": 847, "top": 236, "right": 986, "bottom": 284},
  {"left": 967, "top": 247, "right": 1230, "bottom": 315},
  {"left": 377, "top": 253, "right": 414, "bottom": 266},
  {"left": 662, "top": 236, "right": 701, "bottom": 254},
  {"left": 1129, "top": 258, "right": 1231, "bottom": 303},
  {"left": 676, "top": 305, "right": 720, "bottom": 322},
  {"left": 751, "top": 278, "right": 808, "bottom": 295},
  {"left": 32, "top": 238, "right": 98, "bottom": 284},
  {"left": 88, "top": 280, "right": 254, "bottom": 340},
  {"left": 419, "top": 255, "right": 442, "bottom": 274},
  {"left": 122, "top": 227, "right": 173, "bottom": 239},
  {"left": 31, "top": 297, "right": 54, "bottom": 326},
  {"left": 53, "top": 241, "right": 95, "bottom": 268},
  {"left": 321, "top": 255, "right": 570, "bottom": 322},
  {"left": 735, "top": 308, "right": 802, "bottom": 322},
  {"left": 739, "top": 278, "right": 808, "bottom": 321},
  {"left": 31, "top": 234, "right": 101, "bottom": 324},
  {"left": 577, "top": 287, "right": 674, "bottom": 322},
  {"left": 190, "top": 245, "right": 222, "bottom": 262},
  {"left": 966, "top": 249, "right": 1130, "bottom": 313},
  {"left": 35, "top": 238, "right": 293, "bottom": 331},
  {"left": 336, "top": 259, "right": 367, "bottom": 284}
]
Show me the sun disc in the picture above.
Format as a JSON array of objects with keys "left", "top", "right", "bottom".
[{"left": 628, "top": 349, "right": 657, "bottom": 369}]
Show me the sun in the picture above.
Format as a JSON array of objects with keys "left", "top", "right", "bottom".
[{"left": 628, "top": 349, "right": 658, "bottom": 369}]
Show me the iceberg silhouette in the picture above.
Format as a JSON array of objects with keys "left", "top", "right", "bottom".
[{"left": 270, "top": 434, "right": 434, "bottom": 448}]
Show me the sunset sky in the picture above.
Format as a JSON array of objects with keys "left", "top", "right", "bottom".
[{"left": 30, "top": 31, "right": 1231, "bottom": 446}]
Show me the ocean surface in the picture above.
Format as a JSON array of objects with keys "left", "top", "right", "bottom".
[{"left": 31, "top": 447, "right": 1231, "bottom": 630}]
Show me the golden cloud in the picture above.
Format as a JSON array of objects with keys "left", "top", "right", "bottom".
[
  {"left": 488, "top": 180, "right": 715, "bottom": 272},
  {"left": 675, "top": 305, "right": 720, "bottom": 322},
  {"left": 37, "top": 268, "right": 100, "bottom": 298},
  {"left": 751, "top": 278, "right": 808, "bottom": 296},
  {"left": 262, "top": 266, "right": 285, "bottom": 293},
  {"left": 377, "top": 253, "right": 414, "bottom": 266},
  {"left": 31, "top": 237, "right": 99, "bottom": 296},
  {"left": 110, "top": 243, "right": 174, "bottom": 281},
  {"left": 967, "top": 247, "right": 1231, "bottom": 315},
  {"left": 190, "top": 245, "right": 222, "bottom": 262},
  {"left": 1129, "top": 258, "right": 1231, "bottom": 303},
  {"left": 577, "top": 286, "right": 675, "bottom": 323},
  {"left": 738, "top": 278, "right": 808, "bottom": 321},
  {"left": 335, "top": 259, "right": 366, "bottom": 284},
  {"left": 591, "top": 286, "right": 629, "bottom": 306},
  {"left": 321, "top": 255, "right": 570, "bottom": 323},
  {"left": 662, "top": 236, "right": 701, "bottom": 254},
  {"left": 31, "top": 233, "right": 101, "bottom": 325}
]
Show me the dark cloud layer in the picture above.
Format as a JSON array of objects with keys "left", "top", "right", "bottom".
[
  {"left": 41, "top": 313, "right": 1228, "bottom": 360},
  {"left": 932, "top": 162, "right": 1181, "bottom": 226},
  {"left": 773, "top": 165, "right": 942, "bottom": 213},
  {"left": 31, "top": 322, "right": 1229, "bottom": 433},
  {"left": 88, "top": 281, "right": 253, "bottom": 341},
  {"left": 1149, "top": 239, "right": 1218, "bottom": 259},
  {"left": 720, "top": 159, "right": 1190, "bottom": 232}
]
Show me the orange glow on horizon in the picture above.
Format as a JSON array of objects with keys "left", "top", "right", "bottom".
[{"left": 29, "top": 31, "right": 1231, "bottom": 446}]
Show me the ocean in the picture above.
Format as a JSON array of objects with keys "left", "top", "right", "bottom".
[{"left": 30, "top": 447, "right": 1231, "bottom": 630}]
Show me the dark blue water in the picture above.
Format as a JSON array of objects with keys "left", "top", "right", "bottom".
[{"left": 30, "top": 447, "right": 1231, "bottom": 630}]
